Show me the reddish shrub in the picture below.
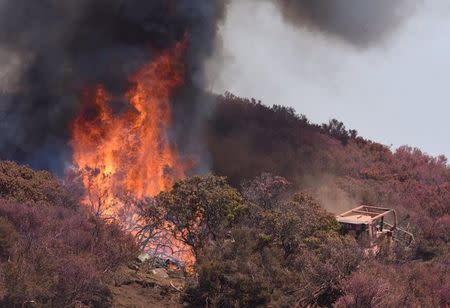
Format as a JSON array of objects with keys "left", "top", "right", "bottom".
[
  {"left": 0, "top": 161, "right": 77, "bottom": 208},
  {"left": 54, "top": 256, "right": 112, "bottom": 307},
  {"left": 0, "top": 218, "right": 18, "bottom": 261},
  {"left": 0, "top": 200, "right": 137, "bottom": 306}
]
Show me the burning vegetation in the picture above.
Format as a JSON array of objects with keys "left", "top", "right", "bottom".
[
  {"left": 71, "top": 40, "right": 186, "bottom": 216},
  {"left": 0, "top": 1, "right": 448, "bottom": 307},
  {"left": 70, "top": 39, "right": 201, "bottom": 270},
  {"left": 0, "top": 104, "right": 449, "bottom": 306}
]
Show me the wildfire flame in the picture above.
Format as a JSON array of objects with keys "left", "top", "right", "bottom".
[{"left": 70, "top": 39, "right": 194, "bottom": 269}]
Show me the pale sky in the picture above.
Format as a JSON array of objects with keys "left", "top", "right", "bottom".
[{"left": 209, "top": 0, "right": 450, "bottom": 158}]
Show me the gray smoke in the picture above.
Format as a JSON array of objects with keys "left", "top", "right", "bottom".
[
  {"left": 272, "top": 0, "right": 415, "bottom": 47},
  {"left": 0, "top": 0, "right": 228, "bottom": 172},
  {"left": 0, "top": 0, "right": 416, "bottom": 173}
]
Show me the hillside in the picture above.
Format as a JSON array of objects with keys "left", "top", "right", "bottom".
[
  {"left": 209, "top": 93, "right": 449, "bottom": 259},
  {"left": 204, "top": 94, "right": 449, "bottom": 306},
  {"left": 0, "top": 94, "right": 448, "bottom": 307}
]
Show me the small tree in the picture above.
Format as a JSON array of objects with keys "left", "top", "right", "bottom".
[
  {"left": 321, "top": 119, "right": 350, "bottom": 145},
  {"left": 143, "top": 176, "right": 245, "bottom": 258},
  {"left": 259, "top": 193, "right": 340, "bottom": 260}
]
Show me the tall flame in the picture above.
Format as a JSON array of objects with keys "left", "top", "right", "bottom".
[
  {"left": 71, "top": 40, "right": 185, "bottom": 216},
  {"left": 70, "top": 40, "right": 193, "bottom": 267}
]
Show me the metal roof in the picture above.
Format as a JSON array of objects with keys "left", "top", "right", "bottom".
[{"left": 336, "top": 205, "right": 394, "bottom": 225}]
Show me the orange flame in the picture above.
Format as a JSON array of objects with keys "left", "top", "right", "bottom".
[{"left": 70, "top": 39, "right": 195, "bottom": 269}]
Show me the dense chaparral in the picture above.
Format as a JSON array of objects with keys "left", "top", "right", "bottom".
[{"left": 0, "top": 94, "right": 448, "bottom": 307}]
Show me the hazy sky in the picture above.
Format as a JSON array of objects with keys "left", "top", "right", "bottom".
[{"left": 209, "top": 0, "right": 450, "bottom": 158}]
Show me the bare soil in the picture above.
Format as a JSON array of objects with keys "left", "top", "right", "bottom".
[{"left": 110, "top": 263, "right": 185, "bottom": 308}]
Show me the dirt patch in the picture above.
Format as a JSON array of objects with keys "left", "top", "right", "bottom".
[
  {"left": 110, "top": 261, "right": 186, "bottom": 308},
  {"left": 111, "top": 283, "right": 183, "bottom": 308}
]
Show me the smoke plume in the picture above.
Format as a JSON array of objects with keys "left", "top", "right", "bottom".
[
  {"left": 0, "top": 0, "right": 416, "bottom": 173},
  {"left": 0, "top": 0, "right": 228, "bottom": 172},
  {"left": 272, "top": 0, "right": 415, "bottom": 47}
]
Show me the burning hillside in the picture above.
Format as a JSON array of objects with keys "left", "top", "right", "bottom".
[{"left": 0, "top": 1, "right": 448, "bottom": 307}]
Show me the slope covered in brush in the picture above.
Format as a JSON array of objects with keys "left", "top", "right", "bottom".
[
  {"left": 208, "top": 93, "right": 449, "bottom": 259},
  {"left": 200, "top": 93, "right": 449, "bottom": 306},
  {"left": 0, "top": 93, "right": 448, "bottom": 307},
  {"left": 0, "top": 161, "right": 137, "bottom": 306}
]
